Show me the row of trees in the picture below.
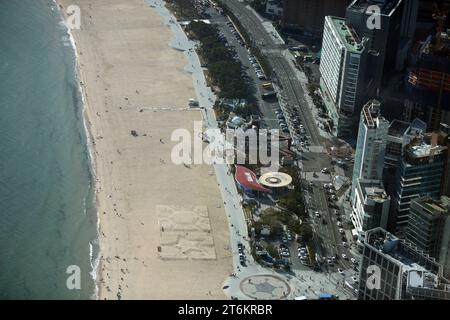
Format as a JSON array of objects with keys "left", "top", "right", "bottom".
[
  {"left": 187, "top": 21, "right": 251, "bottom": 100},
  {"left": 165, "top": 0, "right": 201, "bottom": 21}
]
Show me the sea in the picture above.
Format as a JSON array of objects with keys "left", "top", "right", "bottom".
[{"left": 0, "top": 0, "right": 98, "bottom": 299}]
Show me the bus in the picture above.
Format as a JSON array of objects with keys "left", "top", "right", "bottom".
[{"left": 262, "top": 82, "right": 273, "bottom": 90}]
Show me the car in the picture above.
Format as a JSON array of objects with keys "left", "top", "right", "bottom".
[
  {"left": 337, "top": 222, "right": 342, "bottom": 227},
  {"left": 282, "top": 127, "right": 290, "bottom": 133},
  {"left": 352, "top": 276, "right": 359, "bottom": 282},
  {"left": 322, "top": 218, "right": 327, "bottom": 225},
  {"left": 351, "top": 258, "right": 358, "bottom": 264},
  {"left": 281, "top": 251, "right": 290, "bottom": 257},
  {"left": 321, "top": 168, "right": 330, "bottom": 174},
  {"left": 342, "top": 254, "right": 348, "bottom": 260},
  {"left": 342, "top": 242, "right": 348, "bottom": 248},
  {"left": 315, "top": 211, "right": 320, "bottom": 218},
  {"left": 338, "top": 268, "right": 344, "bottom": 274},
  {"left": 339, "top": 228, "right": 345, "bottom": 234}
]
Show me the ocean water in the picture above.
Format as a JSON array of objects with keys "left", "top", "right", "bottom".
[{"left": 0, "top": 0, "right": 97, "bottom": 299}]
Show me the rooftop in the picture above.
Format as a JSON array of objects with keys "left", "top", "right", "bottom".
[
  {"left": 328, "top": 16, "right": 365, "bottom": 54},
  {"left": 408, "top": 143, "right": 447, "bottom": 158},
  {"left": 365, "top": 228, "right": 446, "bottom": 292},
  {"left": 362, "top": 99, "right": 388, "bottom": 129},
  {"left": 358, "top": 179, "right": 389, "bottom": 202},
  {"left": 365, "top": 185, "right": 389, "bottom": 202},
  {"left": 388, "top": 120, "right": 411, "bottom": 138},
  {"left": 413, "top": 196, "right": 450, "bottom": 216}
]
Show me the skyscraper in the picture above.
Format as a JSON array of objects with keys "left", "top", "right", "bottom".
[
  {"left": 352, "top": 179, "right": 390, "bottom": 246},
  {"left": 319, "top": 0, "right": 409, "bottom": 137},
  {"left": 358, "top": 228, "right": 450, "bottom": 300},
  {"left": 390, "top": 134, "right": 448, "bottom": 235},
  {"left": 345, "top": 0, "right": 406, "bottom": 91},
  {"left": 351, "top": 99, "right": 389, "bottom": 203},
  {"left": 319, "top": 16, "right": 368, "bottom": 137},
  {"left": 406, "top": 196, "right": 450, "bottom": 277}
]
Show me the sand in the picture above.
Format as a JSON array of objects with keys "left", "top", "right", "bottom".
[{"left": 57, "top": 0, "right": 232, "bottom": 299}]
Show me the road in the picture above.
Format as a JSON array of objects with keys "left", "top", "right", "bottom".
[{"left": 217, "top": 0, "right": 358, "bottom": 272}]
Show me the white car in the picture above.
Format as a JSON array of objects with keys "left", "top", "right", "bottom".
[
  {"left": 342, "top": 254, "right": 348, "bottom": 260},
  {"left": 352, "top": 276, "right": 359, "bottom": 282},
  {"left": 337, "top": 222, "right": 342, "bottom": 227},
  {"left": 351, "top": 258, "right": 357, "bottom": 264},
  {"left": 339, "top": 228, "right": 345, "bottom": 234},
  {"left": 315, "top": 211, "right": 320, "bottom": 218},
  {"left": 342, "top": 242, "right": 347, "bottom": 248},
  {"left": 338, "top": 268, "right": 344, "bottom": 274}
]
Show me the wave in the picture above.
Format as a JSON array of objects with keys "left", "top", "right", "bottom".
[{"left": 52, "top": 0, "right": 100, "bottom": 300}]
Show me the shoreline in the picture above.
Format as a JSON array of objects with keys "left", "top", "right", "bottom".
[
  {"left": 53, "top": 0, "right": 100, "bottom": 300},
  {"left": 57, "top": 0, "right": 232, "bottom": 299}
]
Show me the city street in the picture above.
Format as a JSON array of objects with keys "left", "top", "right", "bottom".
[
  {"left": 216, "top": 0, "right": 359, "bottom": 274},
  {"left": 172, "top": 0, "right": 359, "bottom": 298}
]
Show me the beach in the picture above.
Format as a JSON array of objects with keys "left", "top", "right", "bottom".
[{"left": 57, "top": 0, "right": 232, "bottom": 299}]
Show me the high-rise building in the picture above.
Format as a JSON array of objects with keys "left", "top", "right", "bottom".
[
  {"left": 319, "top": 0, "right": 411, "bottom": 137},
  {"left": 319, "top": 16, "right": 368, "bottom": 137},
  {"left": 406, "top": 196, "right": 450, "bottom": 277},
  {"left": 358, "top": 228, "right": 450, "bottom": 300},
  {"left": 352, "top": 179, "right": 390, "bottom": 246},
  {"left": 397, "top": 0, "right": 419, "bottom": 70},
  {"left": 351, "top": 100, "right": 389, "bottom": 203},
  {"left": 404, "top": 29, "right": 450, "bottom": 131},
  {"left": 281, "top": 0, "right": 349, "bottom": 36},
  {"left": 390, "top": 134, "right": 448, "bottom": 235},
  {"left": 346, "top": 0, "right": 406, "bottom": 90},
  {"left": 384, "top": 118, "right": 427, "bottom": 169}
]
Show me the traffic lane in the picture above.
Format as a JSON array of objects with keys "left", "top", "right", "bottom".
[
  {"left": 223, "top": 1, "right": 321, "bottom": 144},
  {"left": 227, "top": 0, "right": 275, "bottom": 47},
  {"left": 270, "top": 56, "right": 321, "bottom": 146},
  {"left": 274, "top": 57, "right": 321, "bottom": 145},
  {"left": 212, "top": 13, "right": 280, "bottom": 129},
  {"left": 301, "top": 152, "right": 332, "bottom": 173}
]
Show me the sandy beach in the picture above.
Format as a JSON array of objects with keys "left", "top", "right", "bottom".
[{"left": 57, "top": 0, "right": 232, "bottom": 299}]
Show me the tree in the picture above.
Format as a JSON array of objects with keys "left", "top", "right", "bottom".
[{"left": 299, "top": 224, "right": 313, "bottom": 243}]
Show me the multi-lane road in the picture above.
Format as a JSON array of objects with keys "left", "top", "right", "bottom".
[{"left": 216, "top": 0, "right": 358, "bottom": 272}]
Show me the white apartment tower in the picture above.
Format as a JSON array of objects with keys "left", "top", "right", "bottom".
[{"left": 319, "top": 16, "right": 368, "bottom": 138}]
